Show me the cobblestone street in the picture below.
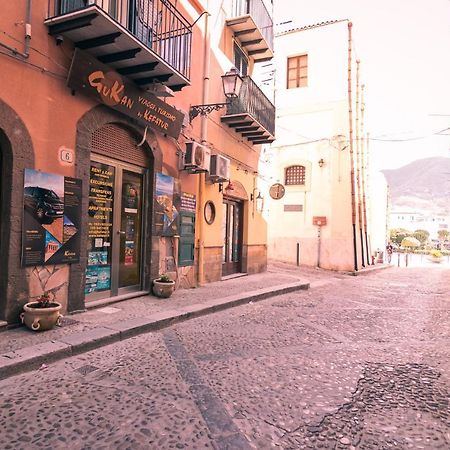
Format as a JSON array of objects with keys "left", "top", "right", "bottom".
[{"left": 0, "top": 265, "right": 449, "bottom": 449}]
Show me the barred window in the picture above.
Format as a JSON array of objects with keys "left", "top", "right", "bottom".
[
  {"left": 285, "top": 165, "right": 306, "bottom": 185},
  {"left": 287, "top": 54, "right": 308, "bottom": 88}
]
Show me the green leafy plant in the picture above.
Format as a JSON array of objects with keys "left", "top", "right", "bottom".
[{"left": 157, "top": 274, "right": 173, "bottom": 283}]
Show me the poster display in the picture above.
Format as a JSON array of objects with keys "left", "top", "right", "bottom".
[
  {"left": 22, "top": 169, "right": 82, "bottom": 266},
  {"left": 154, "top": 173, "right": 179, "bottom": 236},
  {"left": 85, "top": 162, "right": 115, "bottom": 295}
]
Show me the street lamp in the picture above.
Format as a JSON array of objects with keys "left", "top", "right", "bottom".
[{"left": 189, "top": 68, "right": 243, "bottom": 122}]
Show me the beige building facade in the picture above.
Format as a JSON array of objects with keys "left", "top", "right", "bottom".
[{"left": 262, "top": 20, "right": 387, "bottom": 271}]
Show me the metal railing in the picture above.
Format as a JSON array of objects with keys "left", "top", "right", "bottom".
[
  {"left": 231, "top": 0, "right": 273, "bottom": 51},
  {"left": 48, "top": 0, "right": 192, "bottom": 79},
  {"left": 226, "top": 76, "right": 275, "bottom": 136}
]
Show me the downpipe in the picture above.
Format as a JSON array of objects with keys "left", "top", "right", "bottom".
[{"left": 0, "top": 0, "right": 32, "bottom": 59}]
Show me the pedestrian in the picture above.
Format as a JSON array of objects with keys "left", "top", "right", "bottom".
[{"left": 386, "top": 242, "right": 393, "bottom": 263}]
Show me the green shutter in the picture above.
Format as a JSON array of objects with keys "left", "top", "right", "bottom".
[{"left": 178, "top": 212, "right": 195, "bottom": 267}]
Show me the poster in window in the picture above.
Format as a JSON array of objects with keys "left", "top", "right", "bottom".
[
  {"left": 22, "top": 169, "right": 82, "bottom": 266},
  {"left": 154, "top": 173, "right": 179, "bottom": 236},
  {"left": 86, "top": 162, "right": 115, "bottom": 295}
]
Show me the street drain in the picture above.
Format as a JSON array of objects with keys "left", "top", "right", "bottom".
[
  {"left": 59, "top": 317, "right": 79, "bottom": 327},
  {"left": 75, "top": 364, "right": 99, "bottom": 375}
]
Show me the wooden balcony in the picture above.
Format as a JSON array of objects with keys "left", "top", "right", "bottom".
[
  {"left": 221, "top": 76, "right": 275, "bottom": 145},
  {"left": 45, "top": 0, "right": 192, "bottom": 91},
  {"left": 226, "top": 0, "right": 273, "bottom": 62}
]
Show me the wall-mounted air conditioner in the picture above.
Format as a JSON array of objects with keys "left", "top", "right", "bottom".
[
  {"left": 209, "top": 154, "right": 230, "bottom": 183},
  {"left": 184, "top": 142, "right": 211, "bottom": 173}
]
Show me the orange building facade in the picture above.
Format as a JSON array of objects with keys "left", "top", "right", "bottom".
[{"left": 0, "top": 0, "right": 274, "bottom": 323}]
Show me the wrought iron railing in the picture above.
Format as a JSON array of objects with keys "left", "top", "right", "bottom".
[
  {"left": 226, "top": 76, "right": 275, "bottom": 136},
  {"left": 231, "top": 0, "right": 273, "bottom": 51},
  {"left": 47, "top": 0, "right": 192, "bottom": 79}
]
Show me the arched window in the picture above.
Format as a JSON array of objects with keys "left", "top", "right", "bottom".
[{"left": 285, "top": 165, "right": 306, "bottom": 185}]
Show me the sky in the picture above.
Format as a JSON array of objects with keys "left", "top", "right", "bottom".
[{"left": 274, "top": 0, "right": 450, "bottom": 171}]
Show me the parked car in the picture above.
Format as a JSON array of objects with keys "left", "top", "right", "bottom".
[{"left": 24, "top": 186, "right": 64, "bottom": 224}]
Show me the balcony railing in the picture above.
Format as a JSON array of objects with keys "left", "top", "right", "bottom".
[
  {"left": 224, "top": 76, "right": 275, "bottom": 139},
  {"left": 47, "top": 0, "right": 192, "bottom": 80},
  {"left": 231, "top": 0, "right": 273, "bottom": 52}
]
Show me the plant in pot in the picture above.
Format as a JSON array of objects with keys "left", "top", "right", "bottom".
[
  {"left": 152, "top": 274, "right": 175, "bottom": 298},
  {"left": 20, "top": 291, "right": 63, "bottom": 331},
  {"left": 428, "top": 249, "right": 443, "bottom": 263}
]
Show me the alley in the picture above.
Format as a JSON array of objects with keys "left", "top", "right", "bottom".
[{"left": 0, "top": 265, "right": 449, "bottom": 449}]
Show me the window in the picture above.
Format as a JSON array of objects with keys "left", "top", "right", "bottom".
[
  {"left": 234, "top": 42, "right": 248, "bottom": 77},
  {"left": 285, "top": 165, "right": 306, "bottom": 185},
  {"left": 287, "top": 54, "right": 308, "bottom": 88}
]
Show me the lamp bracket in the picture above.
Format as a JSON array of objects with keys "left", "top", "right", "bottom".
[{"left": 189, "top": 102, "right": 229, "bottom": 122}]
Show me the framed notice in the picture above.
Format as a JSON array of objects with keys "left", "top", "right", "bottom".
[{"left": 22, "top": 169, "right": 82, "bottom": 266}]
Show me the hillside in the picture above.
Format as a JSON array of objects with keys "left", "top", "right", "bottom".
[{"left": 382, "top": 157, "right": 450, "bottom": 214}]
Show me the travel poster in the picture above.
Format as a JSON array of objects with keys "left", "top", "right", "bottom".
[
  {"left": 154, "top": 173, "right": 179, "bottom": 236},
  {"left": 22, "top": 169, "right": 82, "bottom": 266},
  {"left": 86, "top": 162, "right": 115, "bottom": 295}
]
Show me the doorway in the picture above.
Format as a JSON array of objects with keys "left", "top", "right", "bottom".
[
  {"left": 85, "top": 156, "right": 147, "bottom": 300},
  {"left": 222, "top": 197, "right": 243, "bottom": 276}
]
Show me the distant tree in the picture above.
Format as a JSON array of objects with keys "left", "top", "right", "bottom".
[
  {"left": 389, "top": 228, "right": 411, "bottom": 246},
  {"left": 437, "top": 229, "right": 450, "bottom": 241},
  {"left": 413, "top": 229, "right": 430, "bottom": 246}
]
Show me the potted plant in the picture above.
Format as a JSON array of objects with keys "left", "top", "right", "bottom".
[
  {"left": 20, "top": 291, "right": 63, "bottom": 331},
  {"left": 152, "top": 274, "right": 175, "bottom": 298},
  {"left": 427, "top": 249, "right": 443, "bottom": 263}
]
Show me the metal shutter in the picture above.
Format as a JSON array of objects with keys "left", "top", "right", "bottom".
[{"left": 91, "top": 124, "right": 148, "bottom": 167}]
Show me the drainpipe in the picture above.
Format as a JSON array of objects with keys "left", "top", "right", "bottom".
[
  {"left": 0, "top": 0, "right": 32, "bottom": 58},
  {"left": 355, "top": 59, "right": 365, "bottom": 267},
  {"left": 360, "top": 84, "right": 370, "bottom": 266},
  {"left": 347, "top": 22, "right": 358, "bottom": 271},
  {"left": 196, "top": 6, "right": 211, "bottom": 286}
]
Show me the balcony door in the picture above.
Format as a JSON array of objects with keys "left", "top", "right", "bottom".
[
  {"left": 85, "top": 156, "right": 146, "bottom": 300},
  {"left": 222, "top": 197, "right": 243, "bottom": 276}
]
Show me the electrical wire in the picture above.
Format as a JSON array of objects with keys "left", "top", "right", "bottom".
[{"left": 0, "top": 48, "right": 66, "bottom": 79}]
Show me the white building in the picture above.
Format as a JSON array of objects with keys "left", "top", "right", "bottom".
[
  {"left": 389, "top": 210, "right": 449, "bottom": 239},
  {"left": 261, "top": 20, "right": 387, "bottom": 271}
]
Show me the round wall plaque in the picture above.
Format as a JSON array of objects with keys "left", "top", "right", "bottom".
[
  {"left": 204, "top": 201, "right": 216, "bottom": 224},
  {"left": 269, "top": 183, "right": 285, "bottom": 200}
]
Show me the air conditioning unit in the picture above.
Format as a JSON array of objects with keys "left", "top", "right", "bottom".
[
  {"left": 209, "top": 154, "right": 230, "bottom": 183},
  {"left": 184, "top": 142, "right": 211, "bottom": 173}
]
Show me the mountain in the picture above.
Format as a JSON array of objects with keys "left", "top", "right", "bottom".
[{"left": 382, "top": 157, "right": 450, "bottom": 214}]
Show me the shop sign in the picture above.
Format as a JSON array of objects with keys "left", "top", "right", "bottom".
[
  {"left": 67, "top": 49, "right": 184, "bottom": 139},
  {"left": 22, "top": 169, "right": 82, "bottom": 266},
  {"left": 313, "top": 216, "right": 327, "bottom": 226},
  {"left": 154, "top": 173, "right": 179, "bottom": 236}
]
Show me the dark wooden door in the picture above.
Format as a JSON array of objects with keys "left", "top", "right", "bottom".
[{"left": 222, "top": 198, "right": 243, "bottom": 276}]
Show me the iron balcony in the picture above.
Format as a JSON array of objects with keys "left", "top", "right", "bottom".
[{"left": 45, "top": 0, "right": 192, "bottom": 91}]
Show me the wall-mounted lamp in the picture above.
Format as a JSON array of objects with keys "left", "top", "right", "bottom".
[
  {"left": 251, "top": 190, "right": 264, "bottom": 213},
  {"left": 189, "top": 68, "right": 243, "bottom": 122},
  {"left": 318, "top": 158, "right": 325, "bottom": 168},
  {"left": 219, "top": 180, "right": 235, "bottom": 193}
]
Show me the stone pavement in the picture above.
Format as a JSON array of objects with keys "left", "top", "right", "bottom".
[
  {"left": 0, "top": 262, "right": 387, "bottom": 380},
  {"left": 0, "top": 262, "right": 389, "bottom": 380}
]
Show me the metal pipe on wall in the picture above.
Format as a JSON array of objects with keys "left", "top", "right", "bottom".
[
  {"left": 0, "top": 0, "right": 32, "bottom": 58},
  {"left": 360, "top": 84, "right": 370, "bottom": 266},
  {"left": 347, "top": 21, "right": 358, "bottom": 271},
  {"left": 196, "top": 5, "right": 211, "bottom": 286},
  {"left": 355, "top": 59, "right": 365, "bottom": 267}
]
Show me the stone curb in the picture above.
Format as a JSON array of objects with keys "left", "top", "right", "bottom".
[
  {"left": 347, "top": 264, "right": 393, "bottom": 276},
  {"left": 0, "top": 280, "right": 309, "bottom": 381}
]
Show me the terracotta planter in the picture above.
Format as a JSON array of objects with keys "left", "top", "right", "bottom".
[
  {"left": 427, "top": 256, "right": 443, "bottom": 264},
  {"left": 152, "top": 279, "right": 175, "bottom": 298},
  {"left": 20, "top": 302, "right": 63, "bottom": 331}
]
